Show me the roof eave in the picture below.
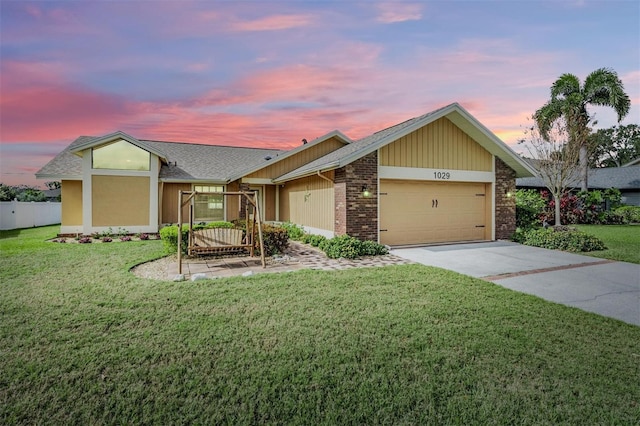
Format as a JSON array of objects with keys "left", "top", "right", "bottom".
[
  {"left": 35, "top": 173, "right": 82, "bottom": 180},
  {"left": 272, "top": 162, "right": 340, "bottom": 184}
]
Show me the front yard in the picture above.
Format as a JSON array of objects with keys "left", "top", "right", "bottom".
[
  {"left": 575, "top": 224, "right": 640, "bottom": 264},
  {"left": 1, "top": 226, "right": 639, "bottom": 424}
]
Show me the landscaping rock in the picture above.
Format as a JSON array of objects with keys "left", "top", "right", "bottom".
[
  {"left": 191, "top": 273, "right": 208, "bottom": 281},
  {"left": 242, "top": 270, "right": 254, "bottom": 277},
  {"left": 172, "top": 274, "right": 185, "bottom": 282}
]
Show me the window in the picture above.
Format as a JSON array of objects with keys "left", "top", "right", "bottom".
[
  {"left": 92, "top": 140, "right": 150, "bottom": 171},
  {"left": 194, "top": 185, "right": 224, "bottom": 221}
]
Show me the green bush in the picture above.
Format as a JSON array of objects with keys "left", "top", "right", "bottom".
[
  {"left": 615, "top": 206, "right": 640, "bottom": 224},
  {"left": 301, "top": 233, "right": 327, "bottom": 247},
  {"left": 320, "top": 235, "right": 388, "bottom": 259},
  {"left": 515, "top": 189, "right": 546, "bottom": 229},
  {"left": 521, "top": 227, "right": 606, "bottom": 252},
  {"left": 360, "top": 240, "right": 389, "bottom": 256},
  {"left": 280, "top": 221, "right": 305, "bottom": 240}
]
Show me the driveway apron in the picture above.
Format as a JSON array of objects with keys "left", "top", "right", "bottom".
[{"left": 391, "top": 241, "right": 640, "bottom": 326}]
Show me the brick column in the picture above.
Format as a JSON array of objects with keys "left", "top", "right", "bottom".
[
  {"left": 495, "top": 158, "right": 516, "bottom": 239},
  {"left": 334, "top": 152, "right": 378, "bottom": 241}
]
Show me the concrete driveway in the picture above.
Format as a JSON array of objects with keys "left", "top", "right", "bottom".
[{"left": 391, "top": 241, "right": 640, "bottom": 326}]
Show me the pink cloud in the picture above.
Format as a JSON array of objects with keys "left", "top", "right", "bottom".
[
  {"left": 0, "top": 60, "right": 136, "bottom": 142},
  {"left": 229, "top": 14, "right": 315, "bottom": 31},
  {"left": 376, "top": 2, "right": 423, "bottom": 23}
]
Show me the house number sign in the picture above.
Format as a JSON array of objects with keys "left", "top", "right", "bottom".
[{"left": 433, "top": 171, "right": 451, "bottom": 180}]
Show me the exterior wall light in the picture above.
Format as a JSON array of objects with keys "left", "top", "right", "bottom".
[{"left": 362, "top": 185, "right": 371, "bottom": 198}]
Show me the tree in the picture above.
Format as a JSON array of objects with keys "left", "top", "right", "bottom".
[
  {"left": 45, "top": 181, "right": 61, "bottom": 190},
  {"left": 0, "top": 183, "right": 17, "bottom": 201},
  {"left": 534, "top": 68, "right": 630, "bottom": 191},
  {"left": 588, "top": 124, "right": 640, "bottom": 167},
  {"left": 519, "top": 118, "right": 581, "bottom": 226}
]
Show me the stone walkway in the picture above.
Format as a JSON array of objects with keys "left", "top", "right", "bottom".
[{"left": 168, "top": 241, "right": 414, "bottom": 281}]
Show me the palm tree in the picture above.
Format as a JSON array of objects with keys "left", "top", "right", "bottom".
[{"left": 534, "top": 68, "right": 630, "bottom": 191}]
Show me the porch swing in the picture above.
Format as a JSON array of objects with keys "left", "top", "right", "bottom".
[{"left": 176, "top": 190, "right": 266, "bottom": 274}]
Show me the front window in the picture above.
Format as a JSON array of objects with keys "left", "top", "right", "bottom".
[
  {"left": 92, "top": 140, "right": 150, "bottom": 171},
  {"left": 194, "top": 185, "right": 224, "bottom": 221}
]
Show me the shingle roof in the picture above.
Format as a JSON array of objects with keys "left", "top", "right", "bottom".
[
  {"left": 36, "top": 135, "right": 283, "bottom": 182},
  {"left": 516, "top": 165, "right": 640, "bottom": 190},
  {"left": 149, "top": 140, "right": 282, "bottom": 181},
  {"left": 36, "top": 136, "right": 93, "bottom": 179},
  {"left": 274, "top": 103, "right": 535, "bottom": 182}
]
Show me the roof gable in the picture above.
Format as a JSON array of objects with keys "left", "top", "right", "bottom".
[
  {"left": 231, "top": 130, "right": 351, "bottom": 181},
  {"left": 70, "top": 131, "right": 168, "bottom": 161},
  {"left": 274, "top": 103, "right": 535, "bottom": 182}
]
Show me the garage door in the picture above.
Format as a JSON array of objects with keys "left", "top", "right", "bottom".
[{"left": 379, "top": 180, "right": 489, "bottom": 246}]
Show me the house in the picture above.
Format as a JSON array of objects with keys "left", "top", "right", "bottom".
[
  {"left": 36, "top": 103, "right": 535, "bottom": 245},
  {"left": 516, "top": 165, "right": 640, "bottom": 206}
]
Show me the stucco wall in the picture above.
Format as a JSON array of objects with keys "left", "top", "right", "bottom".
[{"left": 92, "top": 175, "right": 150, "bottom": 226}]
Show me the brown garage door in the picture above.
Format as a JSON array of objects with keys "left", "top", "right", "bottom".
[{"left": 380, "top": 180, "right": 489, "bottom": 246}]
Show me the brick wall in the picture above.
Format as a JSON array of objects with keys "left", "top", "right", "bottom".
[
  {"left": 495, "top": 157, "right": 516, "bottom": 239},
  {"left": 334, "top": 151, "right": 378, "bottom": 241}
]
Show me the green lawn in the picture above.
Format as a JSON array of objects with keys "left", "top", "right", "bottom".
[
  {"left": 576, "top": 224, "right": 640, "bottom": 264},
  {"left": 1, "top": 226, "right": 639, "bottom": 424}
]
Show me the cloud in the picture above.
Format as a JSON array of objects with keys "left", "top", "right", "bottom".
[
  {"left": 229, "top": 14, "right": 314, "bottom": 32},
  {"left": 0, "top": 60, "right": 136, "bottom": 142},
  {"left": 376, "top": 2, "right": 423, "bottom": 23}
]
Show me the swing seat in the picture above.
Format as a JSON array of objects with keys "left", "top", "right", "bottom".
[{"left": 190, "top": 228, "right": 249, "bottom": 254}]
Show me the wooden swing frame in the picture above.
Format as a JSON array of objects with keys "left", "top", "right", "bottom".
[{"left": 177, "top": 190, "right": 266, "bottom": 274}]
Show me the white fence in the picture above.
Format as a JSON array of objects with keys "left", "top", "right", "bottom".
[{"left": 0, "top": 200, "right": 61, "bottom": 230}]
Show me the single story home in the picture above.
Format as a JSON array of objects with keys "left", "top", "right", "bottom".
[
  {"left": 516, "top": 165, "right": 640, "bottom": 206},
  {"left": 36, "top": 103, "right": 535, "bottom": 245}
]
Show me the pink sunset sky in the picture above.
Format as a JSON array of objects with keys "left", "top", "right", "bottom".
[{"left": 1, "top": 0, "right": 638, "bottom": 187}]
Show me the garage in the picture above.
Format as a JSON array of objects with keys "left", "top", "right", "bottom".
[{"left": 379, "top": 179, "right": 491, "bottom": 246}]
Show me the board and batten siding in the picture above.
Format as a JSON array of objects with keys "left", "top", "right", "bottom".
[
  {"left": 279, "top": 174, "right": 334, "bottom": 232},
  {"left": 61, "top": 180, "right": 83, "bottom": 226},
  {"left": 379, "top": 117, "right": 492, "bottom": 171},
  {"left": 246, "top": 137, "right": 345, "bottom": 179},
  {"left": 92, "top": 175, "right": 150, "bottom": 226},
  {"left": 161, "top": 183, "right": 191, "bottom": 224}
]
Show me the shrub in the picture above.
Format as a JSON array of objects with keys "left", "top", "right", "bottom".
[
  {"left": 521, "top": 227, "right": 606, "bottom": 252},
  {"left": 101, "top": 237, "right": 113, "bottom": 243},
  {"left": 515, "top": 189, "right": 546, "bottom": 229},
  {"left": 78, "top": 236, "right": 92, "bottom": 244},
  {"left": 320, "top": 235, "right": 389, "bottom": 259},
  {"left": 159, "top": 225, "right": 190, "bottom": 254},
  {"left": 321, "top": 235, "right": 362, "bottom": 259},
  {"left": 360, "top": 240, "right": 389, "bottom": 256},
  {"left": 120, "top": 236, "right": 132, "bottom": 242},
  {"left": 615, "top": 206, "right": 640, "bottom": 224},
  {"left": 260, "top": 224, "right": 290, "bottom": 256},
  {"left": 301, "top": 234, "right": 327, "bottom": 247},
  {"left": 204, "top": 221, "right": 235, "bottom": 229},
  {"left": 280, "top": 222, "right": 305, "bottom": 240},
  {"left": 138, "top": 233, "right": 150, "bottom": 240}
]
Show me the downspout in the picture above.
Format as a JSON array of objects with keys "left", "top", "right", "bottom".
[{"left": 316, "top": 170, "right": 334, "bottom": 183}]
